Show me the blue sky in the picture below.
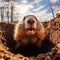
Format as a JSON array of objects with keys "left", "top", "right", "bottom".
[
  {"left": 0, "top": 0, "right": 60, "bottom": 21},
  {"left": 14, "top": 0, "right": 60, "bottom": 21}
]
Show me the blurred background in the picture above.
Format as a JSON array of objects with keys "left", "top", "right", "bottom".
[{"left": 0, "top": 0, "right": 60, "bottom": 22}]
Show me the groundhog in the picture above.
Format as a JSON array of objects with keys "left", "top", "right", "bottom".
[
  {"left": 14, "top": 15, "right": 45, "bottom": 48},
  {"left": 14, "top": 15, "right": 54, "bottom": 57}
]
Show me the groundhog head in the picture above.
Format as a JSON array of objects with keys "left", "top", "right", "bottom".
[{"left": 23, "top": 15, "right": 38, "bottom": 35}]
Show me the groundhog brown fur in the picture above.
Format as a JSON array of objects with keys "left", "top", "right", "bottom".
[{"left": 14, "top": 15, "right": 46, "bottom": 48}]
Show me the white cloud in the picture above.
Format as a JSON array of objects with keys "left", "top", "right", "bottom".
[
  {"left": 39, "top": 13, "right": 53, "bottom": 21},
  {"left": 35, "top": 0, "right": 42, "bottom": 3},
  {"left": 51, "top": 0, "right": 58, "bottom": 3},
  {"left": 21, "top": 0, "right": 28, "bottom": 4},
  {"left": 31, "top": 9, "right": 53, "bottom": 22},
  {"left": 35, "top": 9, "right": 47, "bottom": 16},
  {"left": 0, "top": 2, "right": 4, "bottom": 7},
  {"left": 28, "top": 1, "right": 35, "bottom": 5},
  {"left": 15, "top": 4, "right": 33, "bottom": 14},
  {"left": 33, "top": 6, "right": 44, "bottom": 12}
]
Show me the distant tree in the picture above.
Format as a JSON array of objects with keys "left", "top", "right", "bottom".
[
  {"left": 4, "top": 0, "right": 15, "bottom": 22},
  {"left": 6, "top": 3, "right": 10, "bottom": 22},
  {"left": 47, "top": 2, "right": 55, "bottom": 18},
  {"left": 11, "top": 0, "right": 15, "bottom": 22},
  {"left": 0, "top": 7, "right": 4, "bottom": 22},
  {"left": 4, "top": 0, "right": 9, "bottom": 22},
  {"left": 7, "top": 10, "right": 9, "bottom": 22},
  {"left": 46, "top": 2, "right": 60, "bottom": 18},
  {"left": 11, "top": 2, "right": 14, "bottom": 22},
  {"left": 0, "top": 0, "right": 5, "bottom": 22}
]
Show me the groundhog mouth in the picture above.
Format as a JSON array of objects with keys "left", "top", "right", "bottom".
[
  {"left": 26, "top": 28, "right": 36, "bottom": 35},
  {"left": 27, "top": 28, "right": 36, "bottom": 31}
]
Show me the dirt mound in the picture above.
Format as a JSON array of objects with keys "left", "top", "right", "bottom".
[
  {"left": 0, "top": 14, "right": 60, "bottom": 60},
  {"left": 0, "top": 22, "right": 29, "bottom": 60}
]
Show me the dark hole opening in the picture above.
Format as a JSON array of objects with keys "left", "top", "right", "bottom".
[
  {"left": 10, "top": 38, "right": 54, "bottom": 57},
  {"left": 13, "top": 45, "right": 41, "bottom": 57}
]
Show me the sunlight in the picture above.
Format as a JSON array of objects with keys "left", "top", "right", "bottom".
[
  {"left": 19, "top": 5, "right": 28, "bottom": 14},
  {"left": 15, "top": 4, "right": 33, "bottom": 15}
]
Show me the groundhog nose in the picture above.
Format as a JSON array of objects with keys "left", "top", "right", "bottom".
[{"left": 27, "top": 19, "right": 35, "bottom": 24}]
